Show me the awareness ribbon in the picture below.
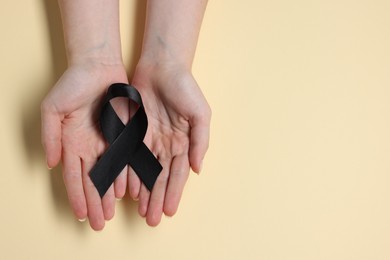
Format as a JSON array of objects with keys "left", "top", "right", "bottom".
[{"left": 90, "top": 83, "right": 162, "bottom": 198}]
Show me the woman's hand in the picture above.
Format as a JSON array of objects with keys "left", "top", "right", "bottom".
[
  {"left": 129, "top": 61, "right": 211, "bottom": 226},
  {"left": 41, "top": 62, "right": 128, "bottom": 230}
]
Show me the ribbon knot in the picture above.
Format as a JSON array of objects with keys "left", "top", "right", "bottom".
[{"left": 90, "top": 83, "right": 162, "bottom": 198}]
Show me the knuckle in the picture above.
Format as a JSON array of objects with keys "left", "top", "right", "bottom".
[
  {"left": 157, "top": 172, "right": 169, "bottom": 184},
  {"left": 205, "top": 141, "right": 210, "bottom": 151},
  {"left": 197, "top": 103, "right": 212, "bottom": 123},
  {"left": 40, "top": 99, "right": 51, "bottom": 113},
  {"left": 205, "top": 103, "right": 212, "bottom": 119},
  {"left": 63, "top": 170, "right": 81, "bottom": 183}
]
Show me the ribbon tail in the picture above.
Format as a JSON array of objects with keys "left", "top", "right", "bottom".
[{"left": 129, "top": 143, "right": 163, "bottom": 191}]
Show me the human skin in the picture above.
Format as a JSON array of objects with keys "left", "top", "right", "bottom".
[
  {"left": 41, "top": 0, "right": 128, "bottom": 230},
  {"left": 41, "top": 0, "right": 210, "bottom": 230},
  {"left": 129, "top": 0, "right": 210, "bottom": 226}
]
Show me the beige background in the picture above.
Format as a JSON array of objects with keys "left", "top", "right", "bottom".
[{"left": 1, "top": 0, "right": 390, "bottom": 259}]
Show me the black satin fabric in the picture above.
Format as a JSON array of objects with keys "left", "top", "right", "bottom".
[{"left": 90, "top": 83, "right": 162, "bottom": 198}]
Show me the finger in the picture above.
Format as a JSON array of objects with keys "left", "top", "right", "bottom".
[
  {"left": 102, "top": 184, "right": 115, "bottom": 221},
  {"left": 41, "top": 101, "right": 62, "bottom": 168},
  {"left": 189, "top": 110, "right": 211, "bottom": 174},
  {"left": 163, "top": 154, "right": 190, "bottom": 217},
  {"left": 82, "top": 159, "right": 105, "bottom": 231},
  {"left": 138, "top": 183, "right": 150, "bottom": 218},
  {"left": 62, "top": 150, "right": 87, "bottom": 221},
  {"left": 128, "top": 166, "right": 141, "bottom": 201},
  {"left": 146, "top": 159, "right": 170, "bottom": 227},
  {"left": 114, "top": 166, "right": 127, "bottom": 200}
]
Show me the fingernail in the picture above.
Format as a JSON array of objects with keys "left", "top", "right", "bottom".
[
  {"left": 116, "top": 198, "right": 122, "bottom": 201},
  {"left": 199, "top": 160, "right": 203, "bottom": 173},
  {"left": 78, "top": 218, "right": 87, "bottom": 222},
  {"left": 133, "top": 197, "right": 139, "bottom": 201},
  {"left": 46, "top": 159, "right": 52, "bottom": 170}
]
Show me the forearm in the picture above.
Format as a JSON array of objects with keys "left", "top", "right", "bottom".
[
  {"left": 58, "top": 0, "right": 123, "bottom": 66},
  {"left": 140, "top": 0, "right": 208, "bottom": 69}
]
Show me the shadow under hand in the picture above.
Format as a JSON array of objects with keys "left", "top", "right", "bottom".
[
  {"left": 22, "top": 0, "right": 66, "bottom": 171},
  {"left": 21, "top": 0, "right": 82, "bottom": 229}
]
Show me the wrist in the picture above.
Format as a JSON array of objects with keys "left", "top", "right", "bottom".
[
  {"left": 140, "top": 36, "right": 194, "bottom": 71},
  {"left": 65, "top": 60, "right": 128, "bottom": 87},
  {"left": 133, "top": 57, "right": 193, "bottom": 92},
  {"left": 140, "top": 0, "right": 207, "bottom": 71},
  {"left": 138, "top": 48, "right": 193, "bottom": 74},
  {"left": 136, "top": 55, "right": 191, "bottom": 76},
  {"left": 67, "top": 46, "right": 123, "bottom": 68},
  {"left": 59, "top": 0, "right": 123, "bottom": 68}
]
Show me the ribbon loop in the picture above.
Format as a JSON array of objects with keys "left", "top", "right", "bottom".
[{"left": 90, "top": 83, "right": 162, "bottom": 198}]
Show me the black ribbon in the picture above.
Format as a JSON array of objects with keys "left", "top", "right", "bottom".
[{"left": 90, "top": 83, "right": 162, "bottom": 198}]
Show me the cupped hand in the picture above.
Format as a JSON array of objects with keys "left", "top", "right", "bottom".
[
  {"left": 129, "top": 61, "right": 211, "bottom": 226},
  {"left": 41, "top": 62, "right": 129, "bottom": 230}
]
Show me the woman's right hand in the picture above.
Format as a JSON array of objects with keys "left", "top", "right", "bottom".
[{"left": 41, "top": 62, "right": 129, "bottom": 230}]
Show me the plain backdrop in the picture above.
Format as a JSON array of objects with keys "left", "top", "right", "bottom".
[{"left": 1, "top": 0, "right": 390, "bottom": 259}]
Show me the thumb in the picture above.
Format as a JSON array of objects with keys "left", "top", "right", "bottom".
[
  {"left": 189, "top": 108, "right": 211, "bottom": 174},
  {"left": 41, "top": 101, "right": 62, "bottom": 169}
]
